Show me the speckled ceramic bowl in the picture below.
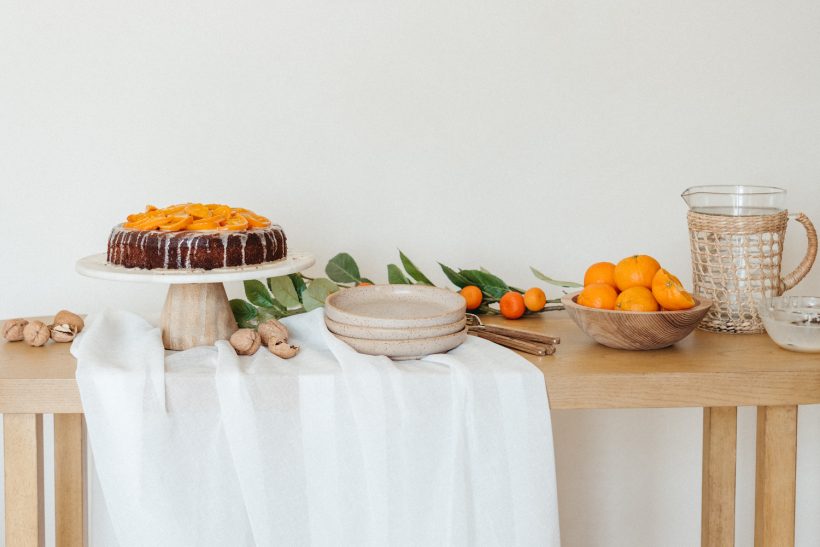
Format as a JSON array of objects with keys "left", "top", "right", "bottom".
[
  {"left": 325, "top": 316, "right": 466, "bottom": 340},
  {"left": 332, "top": 328, "right": 468, "bottom": 360},
  {"left": 324, "top": 285, "right": 466, "bottom": 328}
]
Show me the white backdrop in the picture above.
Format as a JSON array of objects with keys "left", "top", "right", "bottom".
[{"left": 2, "top": 0, "right": 820, "bottom": 545}]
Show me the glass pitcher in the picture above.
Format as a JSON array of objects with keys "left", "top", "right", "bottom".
[{"left": 681, "top": 185, "right": 817, "bottom": 333}]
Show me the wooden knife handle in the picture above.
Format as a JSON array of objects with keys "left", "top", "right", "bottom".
[
  {"left": 476, "top": 325, "right": 560, "bottom": 345},
  {"left": 469, "top": 331, "right": 556, "bottom": 356}
]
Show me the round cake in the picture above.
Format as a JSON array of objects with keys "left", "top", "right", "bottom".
[{"left": 107, "top": 203, "right": 287, "bottom": 270}]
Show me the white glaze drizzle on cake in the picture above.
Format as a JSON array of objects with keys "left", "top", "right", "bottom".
[{"left": 106, "top": 224, "right": 286, "bottom": 271}]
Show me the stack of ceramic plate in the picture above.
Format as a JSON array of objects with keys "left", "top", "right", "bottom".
[{"left": 324, "top": 285, "right": 467, "bottom": 360}]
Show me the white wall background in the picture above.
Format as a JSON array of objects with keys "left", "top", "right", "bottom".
[{"left": 2, "top": 0, "right": 820, "bottom": 545}]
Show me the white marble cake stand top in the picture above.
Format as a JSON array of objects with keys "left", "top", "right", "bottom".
[{"left": 76, "top": 251, "right": 315, "bottom": 284}]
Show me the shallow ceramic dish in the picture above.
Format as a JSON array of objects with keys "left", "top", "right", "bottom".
[
  {"left": 324, "top": 285, "right": 466, "bottom": 328},
  {"left": 561, "top": 292, "right": 712, "bottom": 350},
  {"left": 758, "top": 296, "right": 820, "bottom": 353},
  {"left": 332, "top": 328, "right": 468, "bottom": 360},
  {"left": 325, "top": 316, "right": 466, "bottom": 341}
]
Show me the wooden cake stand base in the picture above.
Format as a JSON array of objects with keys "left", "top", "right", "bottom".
[
  {"left": 160, "top": 283, "right": 237, "bottom": 350},
  {"left": 76, "top": 251, "right": 316, "bottom": 350}
]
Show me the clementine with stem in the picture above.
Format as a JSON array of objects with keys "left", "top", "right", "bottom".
[
  {"left": 584, "top": 262, "right": 617, "bottom": 288},
  {"left": 613, "top": 255, "right": 661, "bottom": 291},
  {"left": 651, "top": 269, "right": 695, "bottom": 310},
  {"left": 577, "top": 283, "right": 618, "bottom": 310},
  {"left": 524, "top": 287, "right": 547, "bottom": 312},
  {"left": 499, "top": 291, "right": 526, "bottom": 319},
  {"left": 615, "top": 286, "right": 659, "bottom": 311}
]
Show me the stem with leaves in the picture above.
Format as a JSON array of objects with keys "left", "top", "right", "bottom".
[{"left": 230, "top": 250, "right": 580, "bottom": 327}]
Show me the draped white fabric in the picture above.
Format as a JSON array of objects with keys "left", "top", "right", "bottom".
[{"left": 72, "top": 309, "right": 560, "bottom": 547}]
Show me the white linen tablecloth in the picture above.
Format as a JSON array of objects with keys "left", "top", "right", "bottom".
[{"left": 72, "top": 308, "right": 560, "bottom": 547}]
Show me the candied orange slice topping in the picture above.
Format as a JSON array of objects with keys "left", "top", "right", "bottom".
[
  {"left": 244, "top": 211, "right": 271, "bottom": 228},
  {"left": 121, "top": 203, "right": 271, "bottom": 232},
  {"left": 220, "top": 215, "right": 249, "bottom": 231},
  {"left": 158, "top": 215, "right": 193, "bottom": 231},
  {"left": 184, "top": 204, "right": 211, "bottom": 219}
]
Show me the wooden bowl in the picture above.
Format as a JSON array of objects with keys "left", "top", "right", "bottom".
[{"left": 561, "top": 292, "right": 713, "bottom": 350}]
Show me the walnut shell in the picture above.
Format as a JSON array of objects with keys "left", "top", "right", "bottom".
[
  {"left": 3, "top": 319, "right": 28, "bottom": 342},
  {"left": 50, "top": 324, "right": 76, "bottom": 343},
  {"left": 52, "top": 310, "right": 84, "bottom": 334},
  {"left": 257, "top": 319, "right": 289, "bottom": 345},
  {"left": 270, "top": 339, "right": 300, "bottom": 359},
  {"left": 23, "top": 321, "right": 50, "bottom": 347},
  {"left": 230, "top": 328, "right": 261, "bottom": 355}
]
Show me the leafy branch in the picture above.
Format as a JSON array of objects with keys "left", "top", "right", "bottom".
[{"left": 230, "top": 250, "right": 578, "bottom": 327}]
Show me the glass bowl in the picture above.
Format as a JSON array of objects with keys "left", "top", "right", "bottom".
[{"left": 757, "top": 296, "right": 820, "bottom": 353}]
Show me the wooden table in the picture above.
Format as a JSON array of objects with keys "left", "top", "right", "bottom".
[{"left": 1, "top": 313, "right": 818, "bottom": 547}]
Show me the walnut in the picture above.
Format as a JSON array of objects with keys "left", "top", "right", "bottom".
[
  {"left": 52, "top": 310, "right": 84, "bottom": 334},
  {"left": 257, "top": 319, "right": 289, "bottom": 345},
  {"left": 230, "top": 328, "right": 261, "bottom": 355},
  {"left": 50, "top": 324, "right": 76, "bottom": 343},
  {"left": 3, "top": 319, "right": 28, "bottom": 342},
  {"left": 269, "top": 339, "right": 300, "bottom": 359},
  {"left": 23, "top": 321, "right": 50, "bottom": 347}
]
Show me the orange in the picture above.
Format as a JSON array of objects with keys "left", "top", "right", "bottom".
[
  {"left": 651, "top": 269, "right": 695, "bottom": 310},
  {"left": 157, "top": 204, "right": 187, "bottom": 216},
  {"left": 357, "top": 282, "right": 373, "bottom": 287},
  {"left": 243, "top": 211, "right": 271, "bottom": 228},
  {"left": 184, "top": 204, "right": 212, "bottom": 218},
  {"left": 122, "top": 203, "right": 271, "bottom": 232},
  {"left": 614, "top": 286, "right": 659, "bottom": 312},
  {"left": 126, "top": 216, "right": 167, "bottom": 230},
  {"left": 188, "top": 219, "right": 220, "bottom": 230},
  {"left": 523, "top": 287, "right": 546, "bottom": 312},
  {"left": 210, "top": 205, "right": 233, "bottom": 219},
  {"left": 158, "top": 215, "right": 193, "bottom": 231},
  {"left": 577, "top": 283, "right": 618, "bottom": 310},
  {"left": 613, "top": 255, "right": 661, "bottom": 291},
  {"left": 499, "top": 291, "right": 526, "bottom": 319},
  {"left": 220, "top": 215, "right": 250, "bottom": 231},
  {"left": 460, "top": 286, "right": 483, "bottom": 310},
  {"left": 583, "top": 262, "right": 617, "bottom": 288}
]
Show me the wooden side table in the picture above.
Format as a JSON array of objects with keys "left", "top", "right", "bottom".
[{"left": 1, "top": 313, "right": 818, "bottom": 546}]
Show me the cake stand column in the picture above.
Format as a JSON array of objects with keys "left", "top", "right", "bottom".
[{"left": 160, "top": 283, "right": 238, "bottom": 350}]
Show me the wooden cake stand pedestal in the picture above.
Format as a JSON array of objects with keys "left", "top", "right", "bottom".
[{"left": 76, "top": 251, "right": 315, "bottom": 350}]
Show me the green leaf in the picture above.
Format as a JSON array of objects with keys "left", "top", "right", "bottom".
[
  {"left": 480, "top": 267, "right": 524, "bottom": 294},
  {"left": 474, "top": 303, "right": 500, "bottom": 315},
  {"left": 303, "top": 278, "right": 340, "bottom": 311},
  {"left": 230, "top": 299, "right": 258, "bottom": 328},
  {"left": 459, "top": 269, "right": 510, "bottom": 299},
  {"left": 530, "top": 267, "right": 582, "bottom": 288},
  {"left": 288, "top": 273, "right": 308, "bottom": 301},
  {"left": 244, "top": 280, "right": 275, "bottom": 307},
  {"left": 387, "top": 264, "right": 411, "bottom": 284},
  {"left": 439, "top": 263, "right": 472, "bottom": 288},
  {"left": 268, "top": 276, "right": 301, "bottom": 308},
  {"left": 325, "top": 253, "right": 362, "bottom": 284},
  {"left": 399, "top": 250, "right": 433, "bottom": 285},
  {"left": 257, "top": 306, "right": 284, "bottom": 322},
  {"left": 267, "top": 299, "right": 288, "bottom": 313}
]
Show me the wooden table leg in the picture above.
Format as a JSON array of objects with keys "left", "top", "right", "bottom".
[
  {"left": 4, "top": 414, "right": 45, "bottom": 547},
  {"left": 54, "top": 414, "right": 86, "bottom": 547},
  {"left": 754, "top": 405, "right": 798, "bottom": 547},
  {"left": 701, "top": 406, "right": 737, "bottom": 547}
]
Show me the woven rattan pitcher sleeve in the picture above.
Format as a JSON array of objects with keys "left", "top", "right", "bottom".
[{"left": 780, "top": 213, "right": 817, "bottom": 293}]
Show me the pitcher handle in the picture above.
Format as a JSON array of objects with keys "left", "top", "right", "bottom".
[{"left": 780, "top": 212, "right": 818, "bottom": 293}]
